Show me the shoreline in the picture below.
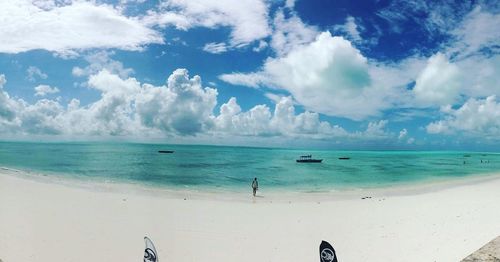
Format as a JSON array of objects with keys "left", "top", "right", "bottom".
[
  {"left": 2, "top": 165, "right": 500, "bottom": 202},
  {"left": 1, "top": 168, "right": 500, "bottom": 261}
]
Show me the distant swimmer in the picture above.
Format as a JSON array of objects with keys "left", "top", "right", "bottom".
[{"left": 252, "top": 177, "right": 259, "bottom": 197}]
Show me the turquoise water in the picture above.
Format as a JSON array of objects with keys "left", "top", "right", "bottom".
[{"left": 0, "top": 141, "right": 499, "bottom": 192}]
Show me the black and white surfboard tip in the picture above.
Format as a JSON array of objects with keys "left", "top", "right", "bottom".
[
  {"left": 144, "top": 236, "right": 158, "bottom": 262},
  {"left": 319, "top": 240, "right": 338, "bottom": 262}
]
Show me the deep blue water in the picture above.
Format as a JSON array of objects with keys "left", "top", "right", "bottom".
[{"left": 0, "top": 141, "right": 499, "bottom": 192}]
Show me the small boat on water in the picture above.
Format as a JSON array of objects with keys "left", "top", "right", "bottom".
[
  {"left": 158, "top": 150, "right": 174, "bottom": 153},
  {"left": 296, "top": 155, "right": 323, "bottom": 163},
  {"left": 338, "top": 157, "right": 350, "bottom": 160}
]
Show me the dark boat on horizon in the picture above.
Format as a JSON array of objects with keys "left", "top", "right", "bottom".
[
  {"left": 338, "top": 157, "right": 350, "bottom": 160},
  {"left": 158, "top": 150, "right": 174, "bottom": 153},
  {"left": 296, "top": 155, "right": 323, "bottom": 163}
]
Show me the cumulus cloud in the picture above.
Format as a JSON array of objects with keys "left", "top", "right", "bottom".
[
  {"left": 34, "top": 84, "right": 60, "bottom": 97},
  {"left": 0, "top": 75, "right": 23, "bottom": 133},
  {"left": 27, "top": 66, "right": 48, "bottom": 82},
  {"left": 0, "top": 75, "right": 17, "bottom": 122},
  {"left": 0, "top": 1, "right": 162, "bottom": 55},
  {"left": 220, "top": 32, "right": 405, "bottom": 120},
  {"left": 413, "top": 53, "right": 461, "bottom": 106},
  {"left": 144, "top": 0, "right": 270, "bottom": 47},
  {"left": 214, "top": 96, "right": 347, "bottom": 138},
  {"left": 426, "top": 96, "right": 500, "bottom": 139},
  {"left": 135, "top": 69, "right": 218, "bottom": 135},
  {"left": 0, "top": 69, "right": 217, "bottom": 137},
  {"left": 1, "top": 69, "right": 404, "bottom": 144},
  {"left": 359, "top": 120, "right": 390, "bottom": 139}
]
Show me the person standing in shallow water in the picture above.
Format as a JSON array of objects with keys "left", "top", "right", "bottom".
[{"left": 252, "top": 177, "right": 258, "bottom": 197}]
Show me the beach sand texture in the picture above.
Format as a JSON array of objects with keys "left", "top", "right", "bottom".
[{"left": 1, "top": 170, "right": 500, "bottom": 262}]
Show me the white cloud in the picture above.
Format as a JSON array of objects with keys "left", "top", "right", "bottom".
[
  {"left": 144, "top": 0, "right": 271, "bottom": 47},
  {"left": 398, "top": 128, "right": 408, "bottom": 139},
  {"left": 34, "top": 84, "right": 60, "bottom": 97},
  {"left": 334, "top": 16, "right": 362, "bottom": 43},
  {"left": 359, "top": 120, "right": 390, "bottom": 139},
  {"left": 214, "top": 96, "right": 348, "bottom": 138},
  {"left": 264, "top": 92, "right": 290, "bottom": 104},
  {"left": 456, "top": 54, "right": 500, "bottom": 99},
  {"left": 0, "top": 1, "right": 163, "bottom": 55},
  {"left": 426, "top": 96, "right": 500, "bottom": 139},
  {"left": 397, "top": 128, "right": 415, "bottom": 144},
  {"left": 220, "top": 32, "right": 403, "bottom": 120},
  {"left": 270, "top": 9, "right": 319, "bottom": 56},
  {"left": 284, "top": 0, "right": 296, "bottom": 9},
  {"left": 135, "top": 69, "right": 218, "bottom": 135},
  {"left": 0, "top": 75, "right": 23, "bottom": 133},
  {"left": 376, "top": 0, "right": 471, "bottom": 36},
  {"left": 72, "top": 51, "right": 134, "bottom": 79},
  {"left": 202, "top": 42, "right": 228, "bottom": 54},
  {"left": 219, "top": 72, "right": 268, "bottom": 88},
  {"left": 450, "top": 6, "right": 500, "bottom": 58},
  {"left": 413, "top": 53, "right": 461, "bottom": 106},
  {"left": 0, "top": 70, "right": 400, "bottom": 143},
  {"left": 0, "top": 75, "right": 18, "bottom": 122},
  {"left": 26, "top": 66, "right": 48, "bottom": 82},
  {"left": 252, "top": 40, "right": 268, "bottom": 52}
]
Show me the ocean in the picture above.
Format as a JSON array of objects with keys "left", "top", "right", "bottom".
[{"left": 0, "top": 141, "right": 499, "bottom": 192}]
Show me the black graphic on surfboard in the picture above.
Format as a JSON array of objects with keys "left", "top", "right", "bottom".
[
  {"left": 144, "top": 236, "right": 158, "bottom": 262},
  {"left": 319, "top": 240, "right": 338, "bottom": 262}
]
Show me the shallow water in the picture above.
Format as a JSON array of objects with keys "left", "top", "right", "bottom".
[{"left": 0, "top": 141, "right": 499, "bottom": 192}]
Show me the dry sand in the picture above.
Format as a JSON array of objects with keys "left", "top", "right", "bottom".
[{"left": 1, "top": 168, "right": 500, "bottom": 262}]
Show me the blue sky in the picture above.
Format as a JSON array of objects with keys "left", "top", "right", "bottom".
[{"left": 0, "top": 0, "right": 499, "bottom": 150}]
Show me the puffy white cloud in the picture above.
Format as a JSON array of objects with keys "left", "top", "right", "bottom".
[
  {"left": 0, "top": 69, "right": 220, "bottom": 137},
  {"left": 27, "top": 66, "right": 48, "bottom": 82},
  {"left": 1, "top": 70, "right": 414, "bottom": 144},
  {"left": 397, "top": 128, "right": 415, "bottom": 144},
  {"left": 413, "top": 53, "right": 461, "bottom": 106},
  {"left": 359, "top": 120, "right": 390, "bottom": 139},
  {"left": 202, "top": 42, "right": 228, "bottom": 54},
  {"left": 34, "top": 84, "right": 60, "bottom": 97},
  {"left": 20, "top": 99, "right": 64, "bottom": 135},
  {"left": 135, "top": 69, "right": 218, "bottom": 135},
  {"left": 0, "top": 1, "right": 162, "bottom": 55},
  {"left": 214, "top": 96, "right": 347, "bottom": 138},
  {"left": 0, "top": 75, "right": 19, "bottom": 122},
  {"left": 220, "top": 32, "right": 402, "bottom": 120},
  {"left": 144, "top": 0, "right": 270, "bottom": 46},
  {"left": 426, "top": 96, "right": 500, "bottom": 139}
]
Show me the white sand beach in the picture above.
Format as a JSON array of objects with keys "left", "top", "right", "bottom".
[{"left": 1, "top": 169, "right": 500, "bottom": 262}]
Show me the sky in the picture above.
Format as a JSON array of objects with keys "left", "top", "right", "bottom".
[{"left": 0, "top": 0, "right": 499, "bottom": 150}]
